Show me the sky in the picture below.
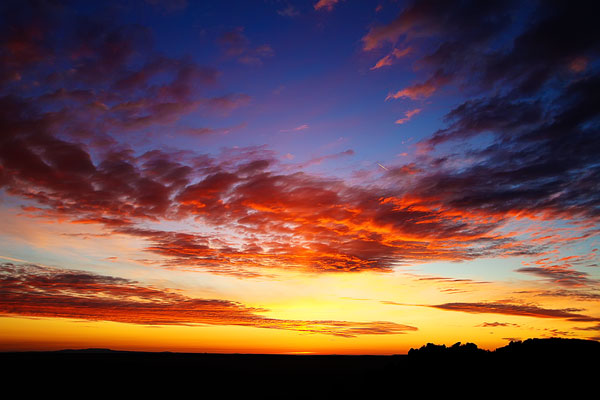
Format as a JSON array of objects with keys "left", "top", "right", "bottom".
[{"left": 0, "top": 0, "right": 599, "bottom": 354}]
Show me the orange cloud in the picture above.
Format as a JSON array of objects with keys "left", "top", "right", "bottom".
[
  {"left": 395, "top": 108, "right": 422, "bottom": 124},
  {"left": 314, "top": 0, "right": 341, "bottom": 12},
  {"left": 387, "top": 80, "right": 438, "bottom": 100},
  {"left": 386, "top": 72, "right": 450, "bottom": 101},
  {"left": 371, "top": 47, "right": 411, "bottom": 70},
  {"left": 3, "top": 135, "right": 554, "bottom": 277},
  {"left": 361, "top": 8, "right": 419, "bottom": 51}
]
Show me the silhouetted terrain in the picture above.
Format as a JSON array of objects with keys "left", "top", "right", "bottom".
[
  {"left": 408, "top": 337, "right": 600, "bottom": 359},
  {"left": 3, "top": 338, "right": 597, "bottom": 393}
]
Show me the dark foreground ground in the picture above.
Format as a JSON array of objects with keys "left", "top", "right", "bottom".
[{"left": 3, "top": 338, "right": 598, "bottom": 394}]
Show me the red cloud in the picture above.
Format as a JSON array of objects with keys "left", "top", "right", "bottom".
[
  {"left": 0, "top": 113, "right": 548, "bottom": 276},
  {"left": 3, "top": 100, "right": 593, "bottom": 277}
]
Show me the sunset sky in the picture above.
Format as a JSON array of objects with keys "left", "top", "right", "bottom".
[{"left": 1, "top": 0, "right": 599, "bottom": 354}]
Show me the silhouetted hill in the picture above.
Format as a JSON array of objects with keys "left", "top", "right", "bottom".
[
  {"left": 56, "top": 348, "right": 131, "bottom": 354},
  {"left": 2, "top": 338, "right": 597, "bottom": 393}
]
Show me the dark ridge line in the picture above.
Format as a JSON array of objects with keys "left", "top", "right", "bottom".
[{"left": 2, "top": 337, "right": 598, "bottom": 356}]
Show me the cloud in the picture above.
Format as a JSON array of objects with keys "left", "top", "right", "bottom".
[
  {"left": 1, "top": 0, "right": 600, "bottom": 279},
  {"left": 402, "top": 74, "right": 600, "bottom": 225},
  {"left": 314, "top": 0, "right": 341, "bottom": 12},
  {"left": 409, "top": 274, "right": 489, "bottom": 285},
  {"left": 277, "top": 4, "right": 300, "bottom": 17},
  {"left": 575, "top": 324, "right": 600, "bottom": 332},
  {"left": 431, "top": 302, "right": 600, "bottom": 322},
  {"left": 1, "top": 81, "right": 593, "bottom": 277},
  {"left": 370, "top": 47, "right": 412, "bottom": 70},
  {"left": 2, "top": 87, "right": 538, "bottom": 278},
  {"left": 217, "top": 28, "right": 274, "bottom": 66},
  {"left": 362, "top": 0, "right": 514, "bottom": 51},
  {"left": 395, "top": 108, "right": 421, "bottom": 124},
  {"left": 532, "top": 289, "right": 600, "bottom": 302},
  {"left": 516, "top": 255, "right": 597, "bottom": 288},
  {"left": 0, "top": 263, "right": 417, "bottom": 337},
  {"left": 477, "top": 322, "right": 520, "bottom": 328},
  {"left": 369, "top": 0, "right": 600, "bottom": 114},
  {"left": 374, "top": 48, "right": 600, "bottom": 268},
  {"left": 0, "top": 6, "right": 249, "bottom": 148},
  {"left": 517, "top": 267, "right": 582, "bottom": 285},
  {"left": 280, "top": 124, "right": 309, "bottom": 132},
  {"left": 569, "top": 57, "right": 588, "bottom": 73},
  {"left": 293, "top": 149, "right": 355, "bottom": 169},
  {"left": 423, "top": 96, "right": 543, "bottom": 147},
  {"left": 386, "top": 71, "right": 449, "bottom": 100},
  {"left": 145, "top": 0, "right": 188, "bottom": 13}
]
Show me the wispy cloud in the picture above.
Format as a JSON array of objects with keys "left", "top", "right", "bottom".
[
  {"left": 217, "top": 27, "right": 274, "bottom": 66},
  {"left": 477, "top": 322, "right": 520, "bottom": 328},
  {"left": 0, "top": 263, "right": 417, "bottom": 337},
  {"left": 431, "top": 302, "right": 600, "bottom": 322},
  {"left": 278, "top": 4, "right": 300, "bottom": 17},
  {"left": 280, "top": 124, "right": 309, "bottom": 132},
  {"left": 314, "top": 0, "right": 341, "bottom": 12},
  {"left": 371, "top": 47, "right": 411, "bottom": 70},
  {"left": 395, "top": 108, "right": 422, "bottom": 124},
  {"left": 517, "top": 255, "right": 597, "bottom": 287},
  {"left": 386, "top": 72, "right": 449, "bottom": 100}
]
